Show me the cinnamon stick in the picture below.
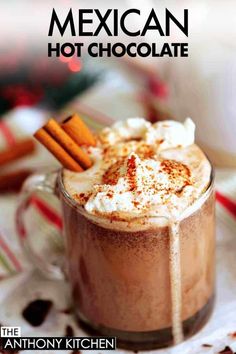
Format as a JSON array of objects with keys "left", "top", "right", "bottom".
[
  {"left": 0, "top": 139, "right": 36, "bottom": 167},
  {"left": 0, "top": 169, "right": 33, "bottom": 193},
  {"left": 34, "top": 128, "right": 83, "bottom": 172},
  {"left": 44, "top": 119, "right": 92, "bottom": 169},
  {"left": 61, "top": 114, "right": 96, "bottom": 147}
]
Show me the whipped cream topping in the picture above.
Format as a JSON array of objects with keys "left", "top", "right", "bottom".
[
  {"left": 63, "top": 118, "right": 211, "bottom": 221},
  {"left": 99, "top": 117, "right": 195, "bottom": 150}
]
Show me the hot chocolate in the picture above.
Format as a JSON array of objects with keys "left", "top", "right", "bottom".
[{"left": 61, "top": 117, "right": 215, "bottom": 349}]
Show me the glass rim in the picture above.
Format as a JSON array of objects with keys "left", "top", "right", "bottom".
[{"left": 57, "top": 158, "right": 215, "bottom": 226}]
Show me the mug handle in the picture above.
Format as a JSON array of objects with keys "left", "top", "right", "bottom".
[{"left": 16, "top": 170, "right": 64, "bottom": 280}]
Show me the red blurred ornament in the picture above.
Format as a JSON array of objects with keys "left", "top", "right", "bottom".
[
  {"left": 1, "top": 84, "right": 43, "bottom": 107},
  {"left": 148, "top": 77, "right": 169, "bottom": 99},
  {"left": 68, "top": 58, "right": 82, "bottom": 72}
]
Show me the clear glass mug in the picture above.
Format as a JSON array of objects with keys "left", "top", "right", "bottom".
[{"left": 16, "top": 167, "right": 215, "bottom": 350}]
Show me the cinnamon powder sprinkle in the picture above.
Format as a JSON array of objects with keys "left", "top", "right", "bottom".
[
  {"left": 103, "top": 142, "right": 156, "bottom": 161},
  {"left": 76, "top": 192, "right": 91, "bottom": 203},
  {"left": 103, "top": 156, "right": 192, "bottom": 198},
  {"left": 127, "top": 154, "right": 137, "bottom": 192},
  {"left": 102, "top": 158, "right": 125, "bottom": 185},
  {"left": 160, "top": 159, "right": 191, "bottom": 178},
  {"left": 136, "top": 144, "right": 155, "bottom": 159},
  {"left": 106, "top": 191, "right": 114, "bottom": 199},
  {"left": 160, "top": 159, "right": 192, "bottom": 194}
]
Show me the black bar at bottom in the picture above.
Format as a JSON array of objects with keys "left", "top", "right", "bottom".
[{"left": 1, "top": 336, "right": 116, "bottom": 350}]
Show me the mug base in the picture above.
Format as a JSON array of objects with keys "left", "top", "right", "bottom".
[{"left": 77, "top": 295, "right": 215, "bottom": 351}]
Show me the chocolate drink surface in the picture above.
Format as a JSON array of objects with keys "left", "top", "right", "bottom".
[{"left": 61, "top": 118, "right": 215, "bottom": 349}]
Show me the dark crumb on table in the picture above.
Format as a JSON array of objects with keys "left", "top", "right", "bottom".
[
  {"left": 202, "top": 343, "right": 213, "bottom": 348},
  {"left": 22, "top": 299, "right": 53, "bottom": 327},
  {"left": 133, "top": 351, "right": 139, "bottom": 353},
  {"left": 228, "top": 331, "right": 236, "bottom": 338},
  {"left": 65, "top": 325, "right": 74, "bottom": 337},
  {"left": 60, "top": 307, "right": 73, "bottom": 315},
  {"left": 71, "top": 351, "right": 81, "bottom": 354},
  {"left": 219, "top": 346, "right": 234, "bottom": 354}
]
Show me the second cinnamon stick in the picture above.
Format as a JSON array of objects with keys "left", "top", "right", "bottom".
[
  {"left": 61, "top": 114, "right": 96, "bottom": 147},
  {"left": 34, "top": 128, "right": 83, "bottom": 172},
  {"left": 0, "top": 139, "right": 36, "bottom": 168},
  {"left": 44, "top": 119, "right": 92, "bottom": 169}
]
